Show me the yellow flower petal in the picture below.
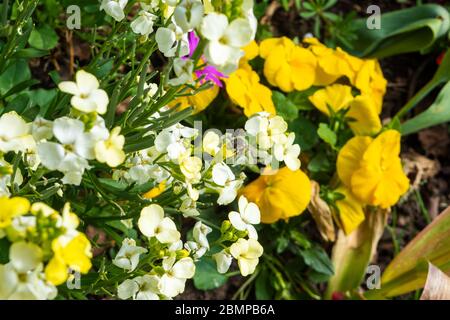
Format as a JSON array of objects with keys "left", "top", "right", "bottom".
[
  {"left": 334, "top": 186, "right": 366, "bottom": 235},
  {"left": 242, "top": 167, "right": 311, "bottom": 223},
  {"left": 309, "top": 84, "right": 354, "bottom": 115},
  {"left": 346, "top": 95, "right": 382, "bottom": 136},
  {"left": 337, "top": 136, "right": 372, "bottom": 187}
]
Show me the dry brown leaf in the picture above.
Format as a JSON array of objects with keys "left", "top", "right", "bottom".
[
  {"left": 420, "top": 263, "right": 450, "bottom": 300},
  {"left": 402, "top": 150, "right": 440, "bottom": 191},
  {"left": 308, "top": 181, "right": 336, "bottom": 242},
  {"left": 418, "top": 126, "right": 450, "bottom": 157}
]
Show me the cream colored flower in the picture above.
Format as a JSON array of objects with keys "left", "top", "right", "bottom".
[
  {"left": 138, "top": 204, "right": 180, "bottom": 244},
  {"left": 95, "top": 127, "right": 125, "bottom": 167},
  {"left": 230, "top": 238, "right": 263, "bottom": 276},
  {"left": 58, "top": 70, "right": 109, "bottom": 114}
]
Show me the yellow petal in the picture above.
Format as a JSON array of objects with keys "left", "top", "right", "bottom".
[
  {"left": 337, "top": 136, "right": 372, "bottom": 187},
  {"left": 243, "top": 40, "right": 259, "bottom": 60},
  {"left": 45, "top": 255, "right": 68, "bottom": 286},
  {"left": 346, "top": 95, "right": 382, "bottom": 136},
  {"left": 334, "top": 186, "right": 366, "bottom": 235},
  {"left": 309, "top": 84, "right": 353, "bottom": 115}
]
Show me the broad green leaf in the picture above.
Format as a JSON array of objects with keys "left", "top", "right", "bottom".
[
  {"left": 28, "top": 24, "right": 58, "bottom": 50},
  {"left": 0, "top": 59, "right": 31, "bottom": 95},
  {"left": 300, "top": 245, "right": 334, "bottom": 276},
  {"left": 193, "top": 259, "right": 228, "bottom": 291},
  {"left": 272, "top": 91, "right": 298, "bottom": 121},
  {"left": 255, "top": 267, "right": 275, "bottom": 299},
  {"left": 326, "top": 208, "right": 388, "bottom": 298},
  {"left": 0, "top": 238, "right": 10, "bottom": 264},
  {"left": 401, "top": 81, "right": 450, "bottom": 135},
  {"left": 342, "top": 4, "right": 449, "bottom": 58},
  {"left": 288, "top": 115, "right": 318, "bottom": 151},
  {"left": 394, "top": 48, "right": 450, "bottom": 123},
  {"left": 365, "top": 206, "right": 450, "bottom": 299},
  {"left": 317, "top": 123, "right": 336, "bottom": 147}
]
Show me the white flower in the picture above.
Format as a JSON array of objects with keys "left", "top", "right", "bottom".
[
  {"left": 0, "top": 111, "right": 36, "bottom": 153},
  {"left": 168, "top": 58, "right": 194, "bottom": 86},
  {"left": 213, "top": 250, "right": 233, "bottom": 274},
  {"left": 156, "top": 24, "right": 189, "bottom": 57},
  {"left": 180, "top": 156, "right": 202, "bottom": 183},
  {"left": 58, "top": 70, "right": 109, "bottom": 114},
  {"left": 131, "top": 10, "right": 157, "bottom": 37},
  {"left": 230, "top": 238, "right": 263, "bottom": 276},
  {"left": 200, "top": 13, "right": 253, "bottom": 72},
  {"left": 95, "top": 127, "right": 125, "bottom": 167},
  {"left": 245, "top": 113, "right": 269, "bottom": 136},
  {"left": 154, "top": 124, "right": 197, "bottom": 160},
  {"left": 192, "top": 221, "right": 212, "bottom": 249},
  {"left": 138, "top": 204, "right": 180, "bottom": 243},
  {"left": 160, "top": 255, "right": 195, "bottom": 298},
  {"left": 212, "top": 162, "right": 234, "bottom": 186},
  {"left": 100, "top": 0, "right": 128, "bottom": 21},
  {"left": 37, "top": 117, "right": 108, "bottom": 185},
  {"left": 268, "top": 115, "right": 288, "bottom": 144},
  {"left": 0, "top": 242, "right": 56, "bottom": 300},
  {"left": 113, "top": 238, "right": 148, "bottom": 272},
  {"left": 173, "top": 0, "right": 204, "bottom": 32},
  {"left": 202, "top": 131, "right": 221, "bottom": 156},
  {"left": 228, "top": 196, "right": 260, "bottom": 239},
  {"left": 31, "top": 117, "right": 53, "bottom": 141},
  {"left": 273, "top": 132, "right": 301, "bottom": 171},
  {"left": 118, "top": 275, "right": 161, "bottom": 300}
]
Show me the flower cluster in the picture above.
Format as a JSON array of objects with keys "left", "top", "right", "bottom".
[{"left": 0, "top": 197, "right": 91, "bottom": 299}]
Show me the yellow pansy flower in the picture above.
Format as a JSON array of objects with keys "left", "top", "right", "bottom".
[
  {"left": 241, "top": 167, "right": 311, "bottom": 223},
  {"left": 309, "top": 84, "right": 354, "bottom": 115},
  {"left": 261, "top": 37, "right": 317, "bottom": 92},
  {"left": 309, "top": 85, "right": 381, "bottom": 136},
  {"left": 0, "top": 197, "right": 30, "bottom": 228},
  {"left": 333, "top": 186, "right": 365, "bottom": 235},
  {"left": 225, "top": 63, "right": 276, "bottom": 117},
  {"left": 45, "top": 233, "right": 92, "bottom": 285},
  {"left": 304, "top": 38, "right": 362, "bottom": 86},
  {"left": 353, "top": 60, "right": 387, "bottom": 114},
  {"left": 337, "top": 130, "right": 410, "bottom": 208}
]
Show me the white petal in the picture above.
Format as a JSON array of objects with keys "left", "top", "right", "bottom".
[
  {"left": 89, "top": 89, "right": 109, "bottom": 114},
  {"left": 76, "top": 70, "right": 99, "bottom": 95},
  {"left": 201, "top": 13, "right": 228, "bottom": 41},
  {"left": 9, "top": 242, "right": 43, "bottom": 273},
  {"left": 160, "top": 274, "right": 186, "bottom": 298},
  {"left": 53, "top": 117, "right": 84, "bottom": 145},
  {"left": 172, "top": 257, "right": 195, "bottom": 279},
  {"left": 224, "top": 18, "right": 253, "bottom": 47},
  {"left": 138, "top": 204, "right": 164, "bottom": 237},
  {"left": 243, "top": 202, "right": 260, "bottom": 225},
  {"left": 58, "top": 81, "right": 80, "bottom": 95},
  {"left": 118, "top": 279, "right": 139, "bottom": 300},
  {"left": 205, "top": 41, "right": 233, "bottom": 66},
  {"left": 228, "top": 211, "right": 247, "bottom": 231},
  {"left": 0, "top": 264, "right": 19, "bottom": 299},
  {"left": 37, "top": 142, "right": 65, "bottom": 170}
]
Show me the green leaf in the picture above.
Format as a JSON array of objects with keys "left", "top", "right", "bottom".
[
  {"left": 401, "top": 81, "right": 450, "bottom": 135},
  {"left": 0, "top": 238, "right": 10, "bottom": 264},
  {"left": 0, "top": 59, "right": 31, "bottom": 95},
  {"left": 300, "top": 245, "right": 334, "bottom": 276},
  {"left": 289, "top": 116, "right": 319, "bottom": 151},
  {"left": 193, "top": 259, "right": 228, "bottom": 291},
  {"left": 28, "top": 24, "right": 58, "bottom": 50},
  {"left": 12, "top": 48, "right": 50, "bottom": 59},
  {"left": 255, "top": 267, "right": 275, "bottom": 299},
  {"left": 317, "top": 123, "right": 336, "bottom": 147},
  {"left": 366, "top": 206, "right": 450, "bottom": 299},
  {"left": 272, "top": 91, "right": 298, "bottom": 121},
  {"left": 342, "top": 4, "right": 450, "bottom": 58}
]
